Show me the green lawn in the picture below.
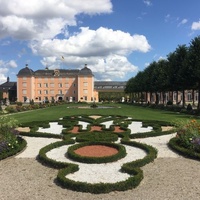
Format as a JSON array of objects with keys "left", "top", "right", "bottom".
[{"left": 10, "top": 103, "right": 194, "bottom": 124}]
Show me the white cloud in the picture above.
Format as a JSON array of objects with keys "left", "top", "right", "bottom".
[
  {"left": 0, "top": 73, "right": 7, "bottom": 84},
  {"left": 1, "top": 40, "right": 10, "bottom": 46},
  {"left": 0, "top": 67, "right": 9, "bottom": 84},
  {"left": 191, "top": 20, "right": 200, "bottom": 30},
  {"left": 0, "top": 0, "right": 112, "bottom": 41},
  {"left": 6, "top": 60, "right": 18, "bottom": 68},
  {"left": 91, "top": 55, "right": 138, "bottom": 80},
  {"left": 31, "top": 27, "right": 151, "bottom": 57},
  {"left": 0, "top": 60, "right": 17, "bottom": 69},
  {"left": 178, "top": 19, "right": 188, "bottom": 27},
  {"left": 143, "top": 0, "right": 152, "bottom": 6},
  {"left": 158, "top": 56, "right": 166, "bottom": 61},
  {"left": 0, "top": 60, "right": 17, "bottom": 83},
  {"left": 165, "top": 14, "right": 171, "bottom": 22},
  {"left": 31, "top": 27, "right": 150, "bottom": 80},
  {"left": 144, "top": 62, "right": 150, "bottom": 68}
]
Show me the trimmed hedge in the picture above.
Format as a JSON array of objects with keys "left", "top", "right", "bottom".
[
  {"left": 168, "top": 137, "right": 200, "bottom": 160},
  {"left": 38, "top": 140, "right": 75, "bottom": 169},
  {"left": 20, "top": 131, "right": 62, "bottom": 139},
  {"left": 57, "top": 167, "right": 143, "bottom": 194},
  {"left": 38, "top": 136, "right": 157, "bottom": 193},
  {"left": 121, "top": 140, "right": 157, "bottom": 171},
  {"left": 130, "top": 129, "right": 175, "bottom": 139},
  {"left": 75, "top": 132, "right": 118, "bottom": 142},
  {"left": 56, "top": 140, "right": 157, "bottom": 193}
]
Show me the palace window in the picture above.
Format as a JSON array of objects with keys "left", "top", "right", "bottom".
[
  {"left": 187, "top": 92, "right": 192, "bottom": 101},
  {"left": 22, "top": 89, "right": 27, "bottom": 95},
  {"left": 83, "top": 89, "right": 88, "bottom": 94},
  {"left": 22, "top": 82, "right": 27, "bottom": 87},
  {"left": 195, "top": 92, "right": 199, "bottom": 101},
  {"left": 83, "top": 82, "right": 88, "bottom": 87}
]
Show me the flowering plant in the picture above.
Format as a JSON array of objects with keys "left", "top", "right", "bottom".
[
  {"left": 176, "top": 119, "right": 200, "bottom": 152},
  {"left": 0, "top": 116, "right": 19, "bottom": 154}
]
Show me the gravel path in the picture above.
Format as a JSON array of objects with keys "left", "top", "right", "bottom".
[{"left": 0, "top": 157, "right": 200, "bottom": 200}]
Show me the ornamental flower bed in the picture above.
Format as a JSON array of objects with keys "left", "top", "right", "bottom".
[
  {"left": 176, "top": 119, "right": 200, "bottom": 152},
  {"left": 0, "top": 116, "right": 26, "bottom": 160},
  {"left": 14, "top": 114, "right": 175, "bottom": 193},
  {"left": 169, "top": 119, "right": 200, "bottom": 159}
]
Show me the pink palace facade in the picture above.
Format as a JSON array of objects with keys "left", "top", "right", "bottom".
[{"left": 17, "top": 64, "right": 99, "bottom": 103}]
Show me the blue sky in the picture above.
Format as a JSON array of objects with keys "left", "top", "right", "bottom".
[{"left": 0, "top": 0, "right": 200, "bottom": 84}]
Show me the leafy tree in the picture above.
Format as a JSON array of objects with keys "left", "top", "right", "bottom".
[
  {"left": 173, "top": 45, "right": 190, "bottom": 107},
  {"left": 188, "top": 36, "right": 200, "bottom": 109}
]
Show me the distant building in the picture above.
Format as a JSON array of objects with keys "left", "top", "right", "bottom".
[
  {"left": 94, "top": 81, "right": 127, "bottom": 102},
  {"left": 17, "top": 64, "right": 98, "bottom": 103},
  {"left": 94, "top": 81, "right": 126, "bottom": 92},
  {"left": 0, "top": 77, "right": 17, "bottom": 102}
]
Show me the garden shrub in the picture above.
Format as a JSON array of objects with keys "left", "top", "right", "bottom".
[
  {"left": 0, "top": 137, "right": 27, "bottom": 160},
  {"left": 5, "top": 106, "right": 17, "bottom": 113},
  {"left": 168, "top": 119, "right": 200, "bottom": 159},
  {"left": 167, "top": 100, "right": 173, "bottom": 105},
  {"left": 0, "top": 116, "right": 27, "bottom": 160},
  {"left": 186, "top": 103, "right": 193, "bottom": 111},
  {"left": 175, "top": 119, "right": 200, "bottom": 150},
  {"left": 168, "top": 137, "right": 200, "bottom": 160},
  {"left": 16, "top": 101, "right": 23, "bottom": 106}
]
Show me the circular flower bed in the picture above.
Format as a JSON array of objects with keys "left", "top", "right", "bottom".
[
  {"left": 67, "top": 142, "right": 126, "bottom": 163},
  {"left": 74, "top": 145, "right": 118, "bottom": 157}
]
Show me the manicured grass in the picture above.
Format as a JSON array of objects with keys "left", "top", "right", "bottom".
[{"left": 10, "top": 103, "right": 194, "bottom": 124}]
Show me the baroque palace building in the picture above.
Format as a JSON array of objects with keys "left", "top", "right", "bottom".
[{"left": 16, "top": 64, "right": 98, "bottom": 103}]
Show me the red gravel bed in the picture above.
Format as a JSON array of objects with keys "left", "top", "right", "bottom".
[{"left": 74, "top": 145, "right": 118, "bottom": 157}]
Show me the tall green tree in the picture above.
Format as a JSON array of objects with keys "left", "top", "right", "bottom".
[
  {"left": 174, "top": 45, "right": 191, "bottom": 108},
  {"left": 188, "top": 36, "right": 200, "bottom": 109}
]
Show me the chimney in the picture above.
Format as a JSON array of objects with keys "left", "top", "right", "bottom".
[
  {"left": 7, "top": 77, "right": 10, "bottom": 82},
  {"left": 84, "top": 64, "right": 87, "bottom": 68}
]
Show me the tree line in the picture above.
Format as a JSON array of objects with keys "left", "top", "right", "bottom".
[{"left": 125, "top": 35, "right": 200, "bottom": 109}]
